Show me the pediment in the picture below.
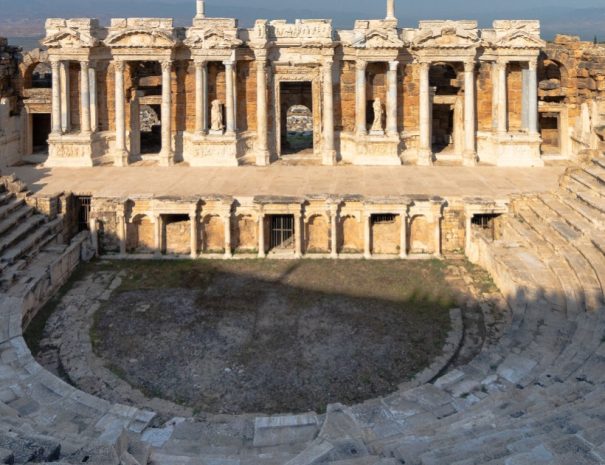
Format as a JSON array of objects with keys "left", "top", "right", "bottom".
[
  {"left": 352, "top": 29, "right": 404, "bottom": 49},
  {"left": 413, "top": 28, "right": 479, "bottom": 49},
  {"left": 494, "top": 30, "right": 546, "bottom": 49},
  {"left": 105, "top": 30, "right": 176, "bottom": 48},
  {"left": 184, "top": 28, "right": 242, "bottom": 50},
  {"left": 42, "top": 29, "right": 97, "bottom": 49}
]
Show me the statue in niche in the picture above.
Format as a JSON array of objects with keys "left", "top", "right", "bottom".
[
  {"left": 370, "top": 98, "right": 384, "bottom": 134},
  {"left": 210, "top": 99, "right": 224, "bottom": 133}
]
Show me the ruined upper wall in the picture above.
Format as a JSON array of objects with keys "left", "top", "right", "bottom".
[{"left": 0, "top": 37, "right": 21, "bottom": 99}]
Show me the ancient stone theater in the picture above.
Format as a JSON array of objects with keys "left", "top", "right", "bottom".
[{"left": 0, "top": 0, "right": 605, "bottom": 463}]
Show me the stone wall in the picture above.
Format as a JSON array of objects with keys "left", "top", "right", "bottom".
[{"left": 0, "top": 37, "right": 22, "bottom": 166}]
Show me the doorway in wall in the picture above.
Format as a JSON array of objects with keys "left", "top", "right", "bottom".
[
  {"left": 32, "top": 114, "right": 51, "bottom": 154},
  {"left": 270, "top": 215, "right": 295, "bottom": 250},
  {"left": 280, "top": 82, "right": 313, "bottom": 155}
]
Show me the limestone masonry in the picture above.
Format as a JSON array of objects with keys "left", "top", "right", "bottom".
[{"left": 1, "top": 0, "right": 605, "bottom": 464}]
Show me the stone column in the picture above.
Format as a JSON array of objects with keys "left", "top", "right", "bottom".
[
  {"left": 89, "top": 217, "right": 99, "bottom": 257},
  {"left": 160, "top": 60, "right": 174, "bottom": 166},
  {"left": 356, "top": 60, "right": 367, "bottom": 136},
  {"left": 51, "top": 60, "right": 62, "bottom": 135},
  {"left": 294, "top": 211, "right": 303, "bottom": 258},
  {"left": 364, "top": 213, "right": 372, "bottom": 259},
  {"left": 387, "top": 61, "right": 399, "bottom": 136},
  {"left": 114, "top": 60, "right": 128, "bottom": 166},
  {"left": 400, "top": 211, "right": 408, "bottom": 259},
  {"left": 224, "top": 60, "right": 236, "bottom": 135},
  {"left": 190, "top": 208, "right": 198, "bottom": 258},
  {"left": 258, "top": 212, "right": 266, "bottom": 258},
  {"left": 386, "top": 0, "right": 396, "bottom": 20},
  {"left": 80, "top": 60, "right": 91, "bottom": 134},
  {"left": 330, "top": 204, "right": 339, "bottom": 259},
  {"left": 194, "top": 60, "right": 207, "bottom": 134},
  {"left": 256, "top": 57, "right": 270, "bottom": 165},
  {"left": 434, "top": 215, "right": 442, "bottom": 258},
  {"left": 528, "top": 59, "right": 539, "bottom": 136},
  {"left": 130, "top": 91, "right": 141, "bottom": 158},
  {"left": 60, "top": 61, "right": 70, "bottom": 133},
  {"left": 153, "top": 214, "right": 162, "bottom": 255},
  {"left": 196, "top": 0, "right": 205, "bottom": 18},
  {"left": 323, "top": 58, "right": 336, "bottom": 165},
  {"left": 224, "top": 212, "right": 232, "bottom": 258},
  {"left": 463, "top": 60, "right": 477, "bottom": 166},
  {"left": 418, "top": 61, "right": 433, "bottom": 165},
  {"left": 496, "top": 60, "right": 508, "bottom": 135},
  {"left": 117, "top": 213, "right": 127, "bottom": 255},
  {"left": 89, "top": 64, "right": 98, "bottom": 132},
  {"left": 465, "top": 213, "right": 473, "bottom": 253}
]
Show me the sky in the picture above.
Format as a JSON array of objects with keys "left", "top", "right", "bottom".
[{"left": 2, "top": 0, "right": 605, "bottom": 41}]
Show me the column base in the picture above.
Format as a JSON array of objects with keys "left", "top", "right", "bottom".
[
  {"left": 159, "top": 151, "right": 175, "bottom": 167},
  {"left": 114, "top": 150, "right": 129, "bottom": 167},
  {"left": 417, "top": 149, "right": 434, "bottom": 166},
  {"left": 256, "top": 150, "right": 271, "bottom": 166},
  {"left": 364, "top": 252, "right": 372, "bottom": 259},
  {"left": 462, "top": 150, "right": 478, "bottom": 167},
  {"left": 322, "top": 149, "right": 337, "bottom": 166},
  {"left": 258, "top": 251, "right": 266, "bottom": 259}
]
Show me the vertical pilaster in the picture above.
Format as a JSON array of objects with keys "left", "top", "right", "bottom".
[
  {"left": 294, "top": 211, "right": 303, "bottom": 258},
  {"left": 258, "top": 212, "right": 266, "bottom": 258},
  {"left": 160, "top": 60, "right": 174, "bottom": 166},
  {"left": 434, "top": 214, "right": 442, "bottom": 258},
  {"left": 528, "top": 59, "right": 539, "bottom": 136},
  {"left": 330, "top": 203, "right": 339, "bottom": 259},
  {"left": 323, "top": 57, "right": 336, "bottom": 165},
  {"left": 256, "top": 56, "right": 270, "bottom": 165},
  {"left": 463, "top": 60, "right": 477, "bottom": 166},
  {"left": 364, "top": 213, "right": 372, "bottom": 259},
  {"left": 190, "top": 207, "right": 198, "bottom": 258},
  {"left": 154, "top": 214, "right": 162, "bottom": 255},
  {"left": 89, "top": 64, "right": 98, "bottom": 132},
  {"left": 465, "top": 213, "right": 473, "bottom": 254},
  {"left": 89, "top": 217, "right": 99, "bottom": 257},
  {"left": 400, "top": 211, "right": 408, "bottom": 259},
  {"left": 114, "top": 60, "right": 128, "bottom": 166},
  {"left": 60, "top": 61, "right": 70, "bottom": 133},
  {"left": 80, "top": 60, "right": 91, "bottom": 135},
  {"left": 356, "top": 60, "right": 367, "bottom": 136},
  {"left": 497, "top": 59, "right": 508, "bottom": 135},
  {"left": 224, "top": 211, "right": 233, "bottom": 258},
  {"left": 418, "top": 61, "right": 433, "bottom": 165},
  {"left": 387, "top": 60, "right": 399, "bottom": 136},
  {"left": 117, "top": 213, "right": 127, "bottom": 255},
  {"left": 224, "top": 60, "right": 236, "bottom": 135},
  {"left": 51, "top": 60, "right": 62, "bottom": 135}
]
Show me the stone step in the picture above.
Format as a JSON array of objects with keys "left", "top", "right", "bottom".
[
  {"left": 555, "top": 192, "right": 605, "bottom": 229},
  {"left": 0, "top": 191, "right": 15, "bottom": 207},
  {"left": 568, "top": 169, "right": 605, "bottom": 195},
  {"left": 525, "top": 198, "right": 582, "bottom": 243},
  {"left": 538, "top": 193, "right": 596, "bottom": 235},
  {"left": 514, "top": 204, "right": 568, "bottom": 251},
  {"left": 0, "top": 214, "right": 46, "bottom": 256},
  {"left": 0, "top": 196, "right": 23, "bottom": 221},
  {"left": 0, "top": 204, "right": 33, "bottom": 236},
  {"left": 591, "top": 157, "right": 605, "bottom": 171},
  {"left": 564, "top": 179, "right": 605, "bottom": 214},
  {"left": 0, "top": 218, "right": 61, "bottom": 265}
]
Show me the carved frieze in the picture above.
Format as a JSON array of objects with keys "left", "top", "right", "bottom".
[{"left": 350, "top": 20, "right": 404, "bottom": 50}]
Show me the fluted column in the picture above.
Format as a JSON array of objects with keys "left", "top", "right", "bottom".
[
  {"left": 330, "top": 204, "right": 339, "bottom": 259},
  {"left": 496, "top": 60, "right": 508, "bottom": 135},
  {"left": 51, "top": 60, "right": 62, "bottom": 135},
  {"left": 418, "top": 61, "right": 433, "bottom": 165},
  {"left": 89, "top": 64, "right": 98, "bottom": 132},
  {"left": 528, "top": 59, "right": 539, "bottom": 136},
  {"left": 194, "top": 60, "right": 207, "bottom": 134},
  {"left": 190, "top": 208, "right": 198, "bottom": 258},
  {"left": 463, "top": 60, "right": 477, "bottom": 166},
  {"left": 114, "top": 60, "right": 128, "bottom": 166},
  {"left": 364, "top": 212, "right": 372, "bottom": 259},
  {"left": 387, "top": 60, "right": 399, "bottom": 136},
  {"left": 160, "top": 60, "right": 174, "bottom": 166},
  {"left": 323, "top": 58, "right": 336, "bottom": 165},
  {"left": 224, "top": 60, "right": 236, "bottom": 135},
  {"left": 294, "top": 211, "right": 303, "bottom": 258},
  {"left": 258, "top": 212, "right": 266, "bottom": 258},
  {"left": 256, "top": 56, "right": 270, "bottom": 165},
  {"left": 400, "top": 211, "right": 408, "bottom": 259},
  {"left": 80, "top": 60, "right": 91, "bottom": 134},
  {"left": 60, "top": 61, "right": 70, "bottom": 133},
  {"left": 356, "top": 60, "right": 367, "bottom": 136}
]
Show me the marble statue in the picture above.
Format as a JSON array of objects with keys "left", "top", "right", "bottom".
[
  {"left": 371, "top": 98, "right": 384, "bottom": 134},
  {"left": 211, "top": 99, "right": 224, "bottom": 132}
]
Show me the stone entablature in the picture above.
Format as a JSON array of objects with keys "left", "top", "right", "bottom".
[{"left": 38, "top": 1, "right": 557, "bottom": 169}]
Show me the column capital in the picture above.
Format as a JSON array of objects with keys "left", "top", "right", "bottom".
[
  {"left": 495, "top": 58, "right": 509, "bottom": 67},
  {"left": 193, "top": 59, "right": 207, "bottom": 68},
  {"left": 114, "top": 60, "right": 126, "bottom": 72},
  {"left": 418, "top": 60, "right": 431, "bottom": 71},
  {"left": 464, "top": 59, "right": 476, "bottom": 72},
  {"left": 50, "top": 58, "right": 61, "bottom": 69},
  {"left": 160, "top": 60, "right": 172, "bottom": 72},
  {"left": 389, "top": 60, "right": 399, "bottom": 71},
  {"left": 356, "top": 60, "right": 368, "bottom": 71},
  {"left": 528, "top": 59, "right": 538, "bottom": 71},
  {"left": 223, "top": 59, "right": 235, "bottom": 68},
  {"left": 79, "top": 59, "right": 90, "bottom": 67}
]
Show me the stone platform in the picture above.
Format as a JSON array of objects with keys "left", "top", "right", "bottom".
[{"left": 9, "top": 165, "right": 567, "bottom": 200}]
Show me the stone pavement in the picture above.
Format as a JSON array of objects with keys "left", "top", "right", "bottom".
[{"left": 8, "top": 165, "right": 567, "bottom": 199}]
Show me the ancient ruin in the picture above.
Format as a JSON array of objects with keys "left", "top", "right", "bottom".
[{"left": 0, "top": 0, "right": 605, "bottom": 463}]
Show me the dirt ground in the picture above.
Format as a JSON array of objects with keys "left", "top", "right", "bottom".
[{"left": 82, "top": 259, "right": 461, "bottom": 415}]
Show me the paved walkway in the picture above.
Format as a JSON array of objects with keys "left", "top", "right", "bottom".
[{"left": 7, "top": 165, "right": 567, "bottom": 199}]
